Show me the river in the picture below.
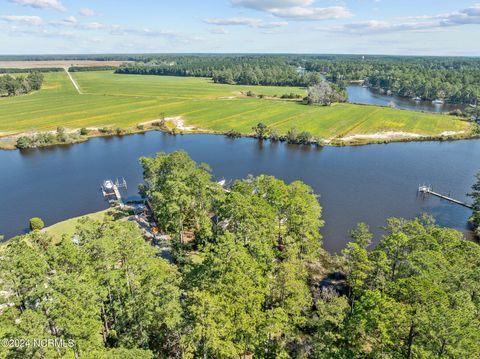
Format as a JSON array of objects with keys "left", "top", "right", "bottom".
[
  {"left": 347, "top": 85, "right": 464, "bottom": 113},
  {"left": 0, "top": 133, "right": 477, "bottom": 252}
]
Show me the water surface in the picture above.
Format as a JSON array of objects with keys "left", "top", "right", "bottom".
[
  {"left": 0, "top": 133, "right": 477, "bottom": 252},
  {"left": 347, "top": 85, "right": 464, "bottom": 113}
]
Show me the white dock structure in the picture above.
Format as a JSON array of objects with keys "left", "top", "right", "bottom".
[
  {"left": 418, "top": 185, "right": 473, "bottom": 209},
  {"left": 102, "top": 178, "right": 127, "bottom": 205}
]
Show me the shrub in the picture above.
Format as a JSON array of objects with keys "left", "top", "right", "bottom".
[
  {"left": 152, "top": 120, "right": 168, "bottom": 130},
  {"left": 297, "top": 131, "right": 313, "bottom": 144},
  {"left": 16, "top": 136, "right": 33, "bottom": 149},
  {"left": 225, "top": 130, "right": 241, "bottom": 138},
  {"left": 473, "top": 123, "right": 480, "bottom": 135},
  {"left": 286, "top": 128, "right": 299, "bottom": 144},
  {"left": 312, "top": 136, "right": 324, "bottom": 147},
  {"left": 448, "top": 109, "right": 464, "bottom": 117},
  {"left": 116, "top": 128, "right": 125, "bottom": 135},
  {"left": 252, "top": 122, "right": 269, "bottom": 139},
  {"left": 281, "top": 93, "right": 301, "bottom": 99},
  {"left": 80, "top": 127, "right": 89, "bottom": 135},
  {"left": 29, "top": 217, "right": 45, "bottom": 231},
  {"left": 269, "top": 128, "right": 280, "bottom": 142},
  {"left": 36, "top": 133, "right": 55, "bottom": 145},
  {"left": 137, "top": 124, "right": 145, "bottom": 130},
  {"left": 55, "top": 127, "right": 69, "bottom": 142}
]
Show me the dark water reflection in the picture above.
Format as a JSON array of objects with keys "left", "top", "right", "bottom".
[{"left": 0, "top": 132, "right": 478, "bottom": 252}]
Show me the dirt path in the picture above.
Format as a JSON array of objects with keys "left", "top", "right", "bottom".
[{"left": 65, "top": 70, "right": 82, "bottom": 94}]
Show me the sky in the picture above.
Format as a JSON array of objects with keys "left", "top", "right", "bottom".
[{"left": 0, "top": 0, "right": 480, "bottom": 55}]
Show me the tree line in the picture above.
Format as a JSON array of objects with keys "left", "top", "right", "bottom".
[
  {"left": 115, "top": 56, "right": 323, "bottom": 87},
  {"left": 469, "top": 172, "right": 480, "bottom": 237},
  {"left": 0, "top": 68, "right": 63, "bottom": 74},
  {"left": 68, "top": 66, "right": 118, "bottom": 72},
  {"left": 0, "top": 72, "right": 43, "bottom": 97},
  {"left": 1, "top": 151, "right": 479, "bottom": 358}
]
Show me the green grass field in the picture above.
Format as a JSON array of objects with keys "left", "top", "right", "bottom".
[
  {"left": 0, "top": 71, "right": 470, "bottom": 140},
  {"left": 43, "top": 209, "right": 108, "bottom": 238}
]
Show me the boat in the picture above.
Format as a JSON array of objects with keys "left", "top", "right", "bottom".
[
  {"left": 103, "top": 180, "right": 114, "bottom": 191},
  {"left": 432, "top": 99, "right": 444, "bottom": 105},
  {"left": 412, "top": 96, "right": 421, "bottom": 102}
]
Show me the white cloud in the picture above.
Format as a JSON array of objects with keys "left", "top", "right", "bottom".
[
  {"left": 326, "top": 3, "right": 480, "bottom": 35},
  {"left": 231, "top": 0, "right": 314, "bottom": 10},
  {"left": 10, "top": 0, "right": 66, "bottom": 12},
  {"left": 204, "top": 17, "right": 288, "bottom": 28},
  {"left": 269, "top": 6, "right": 352, "bottom": 21},
  {"left": 79, "top": 8, "right": 95, "bottom": 17},
  {"left": 231, "top": 0, "right": 352, "bottom": 21},
  {"left": 0, "top": 15, "right": 43, "bottom": 25},
  {"left": 45, "top": 16, "right": 193, "bottom": 43}
]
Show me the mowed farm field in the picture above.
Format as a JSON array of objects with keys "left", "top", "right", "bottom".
[{"left": 0, "top": 71, "right": 470, "bottom": 139}]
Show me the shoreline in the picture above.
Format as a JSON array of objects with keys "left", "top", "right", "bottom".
[{"left": 0, "top": 121, "right": 477, "bottom": 151}]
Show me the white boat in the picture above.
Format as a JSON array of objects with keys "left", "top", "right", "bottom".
[
  {"left": 432, "top": 99, "right": 444, "bottom": 105},
  {"left": 103, "top": 180, "right": 114, "bottom": 191},
  {"left": 412, "top": 96, "right": 421, "bottom": 102}
]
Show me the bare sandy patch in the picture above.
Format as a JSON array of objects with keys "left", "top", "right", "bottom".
[
  {"left": 139, "top": 116, "right": 204, "bottom": 132},
  {"left": 339, "top": 130, "right": 467, "bottom": 142},
  {"left": 340, "top": 132, "right": 425, "bottom": 142},
  {"left": 440, "top": 131, "right": 466, "bottom": 136},
  {"left": 0, "top": 128, "right": 94, "bottom": 141}
]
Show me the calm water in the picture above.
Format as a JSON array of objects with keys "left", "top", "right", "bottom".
[
  {"left": 347, "top": 85, "right": 464, "bottom": 113},
  {"left": 0, "top": 133, "right": 478, "bottom": 252}
]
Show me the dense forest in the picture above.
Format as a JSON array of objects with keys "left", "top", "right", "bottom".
[
  {"left": 115, "top": 56, "right": 322, "bottom": 87},
  {"left": 1, "top": 151, "right": 479, "bottom": 358},
  {"left": 307, "top": 57, "right": 480, "bottom": 104},
  {"left": 112, "top": 54, "right": 480, "bottom": 104},
  {"left": 0, "top": 72, "right": 44, "bottom": 97}
]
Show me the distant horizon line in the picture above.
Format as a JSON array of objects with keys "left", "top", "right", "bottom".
[{"left": 0, "top": 52, "right": 479, "bottom": 59}]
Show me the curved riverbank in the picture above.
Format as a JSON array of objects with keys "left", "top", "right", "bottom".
[{"left": 0, "top": 116, "right": 476, "bottom": 151}]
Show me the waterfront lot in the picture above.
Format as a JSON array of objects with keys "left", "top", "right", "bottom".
[{"left": 0, "top": 71, "right": 469, "bottom": 139}]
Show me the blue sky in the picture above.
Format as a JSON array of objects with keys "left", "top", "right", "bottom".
[{"left": 0, "top": 0, "right": 479, "bottom": 55}]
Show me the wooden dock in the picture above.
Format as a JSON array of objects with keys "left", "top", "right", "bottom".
[
  {"left": 418, "top": 185, "right": 472, "bottom": 209},
  {"left": 112, "top": 186, "right": 122, "bottom": 201}
]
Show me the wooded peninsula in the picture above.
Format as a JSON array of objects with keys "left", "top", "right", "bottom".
[{"left": 1, "top": 151, "right": 479, "bottom": 358}]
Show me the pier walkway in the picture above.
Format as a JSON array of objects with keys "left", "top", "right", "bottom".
[{"left": 418, "top": 185, "right": 472, "bottom": 209}]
